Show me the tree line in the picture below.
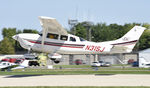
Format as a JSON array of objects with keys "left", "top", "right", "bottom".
[{"left": 0, "top": 22, "right": 150, "bottom": 54}]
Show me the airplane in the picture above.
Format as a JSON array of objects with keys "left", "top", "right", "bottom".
[
  {"left": 12, "top": 16, "right": 146, "bottom": 63},
  {"left": 0, "top": 60, "right": 29, "bottom": 71}
]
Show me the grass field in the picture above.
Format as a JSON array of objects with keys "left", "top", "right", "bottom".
[
  {"left": 0, "top": 86, "right": 150, "bottom": 88},
  {"left": 54, "top": 65, "right": 150, "bottom": 70},
  {"left": 0, "top": 70, "right": 150, "bottom": 75},
  {"left": 54, "top": 65, "right": 91, "bottom": 68},
  {"left": 0, "top": 65, "right": 150, "bottom": 75}
]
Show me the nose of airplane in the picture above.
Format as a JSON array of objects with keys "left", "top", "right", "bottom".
[{"left": 12, "top": 35, "right": 18, "bottom": 40}]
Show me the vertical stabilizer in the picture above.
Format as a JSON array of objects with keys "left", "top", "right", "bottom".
[
  {"left": 12, "top": 60, "right": 29, "bottom": 70},
  {"left": 112, "top": 26, "right": 146, "bottom": 53}
]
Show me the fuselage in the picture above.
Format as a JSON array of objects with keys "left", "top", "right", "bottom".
[
  {"left": 13, "top": 33, "right": 115, "bottom": 54},
  {"left": 14, "top": 25, "right": 148, "bottom": 55},
  {"left": 0, "top": 61, "right": 16, "bottom": 69}
]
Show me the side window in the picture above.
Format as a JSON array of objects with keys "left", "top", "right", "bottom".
[
  {"left": 70, "top": 37, "right": 76, "bottom": 42},
  {"left": 47, "top": 33, "right": 58, "bottom": 39},
  {"left": 60, "top": 35, "right": 68, "bottom": 41}
]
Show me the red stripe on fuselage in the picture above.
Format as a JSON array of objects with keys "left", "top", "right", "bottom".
[
  {"left": 28, "top": 40, "right": 84, "bottom": 48},
  {"left": 111, "top": 40, "right": 137, "bottom": 46}
]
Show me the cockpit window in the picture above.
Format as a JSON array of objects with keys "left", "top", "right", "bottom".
[
  {"left": 47, "top": 33, "right": 58, "bottom": 39},
  {"left": 2, "top": 63, "right": 6, "bottom": 65},
  {"left": 70, "top": 37, "right": 76, "bottom": 42},
  {"left": 39, "top": 33, "right": 42, "bottom": 36},
  {"left": 60, "top": 35, "right": 68, "bottom": 41},
  {"left": 79, "top": 37, "right": 86, "bottom": 41}
]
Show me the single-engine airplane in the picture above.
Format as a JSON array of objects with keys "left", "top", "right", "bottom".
[
  {"left": 0, "top": 60, "right": 29, "bottom": 71},
  {"left": 12, "top": 16, "right": 146, "bottom": 63}
]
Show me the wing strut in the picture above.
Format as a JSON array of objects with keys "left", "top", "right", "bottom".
[{"left": 41, "top": 28, "right": 47, "bottom": 52}]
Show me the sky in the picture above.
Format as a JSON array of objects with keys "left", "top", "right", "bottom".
[{"left": 0, "top": 0, "right": 150, "bottom": 41}]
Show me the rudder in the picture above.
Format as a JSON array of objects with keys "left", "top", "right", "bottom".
[{"left": 111, "top": 26, "right": 146, "bottom": 53}]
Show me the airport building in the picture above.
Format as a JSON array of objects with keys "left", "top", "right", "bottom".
[
  {"left": 56, "top": 53, "right": 138, "bottom": 65},
  {"left": 0, "top": 53, "right": 138, "bottom": 66}
]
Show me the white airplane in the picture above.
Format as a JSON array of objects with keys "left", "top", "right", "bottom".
[
  {"left": 12, "top": 16, "right": 146, "bottom": 63},
  {"left": 0, "top": 60, "right": 29, "bottom": 71}
]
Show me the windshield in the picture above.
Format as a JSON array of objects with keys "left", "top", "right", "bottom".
[
  {"left": 79, "top": 37, "right": 86, "bottom": 41},
  {"left": 39, "top": 33, "right": 43, "bottom": 36}
]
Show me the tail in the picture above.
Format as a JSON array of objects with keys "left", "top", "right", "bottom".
[
  {"left": 12, "top": 60, "right": 29, "bottom": 70},
  {"left": 111, "top": 26, "right": 146, "bottom": 53},
  {"left": 20, "top": 60, "right": 29, "bottom": 67}
]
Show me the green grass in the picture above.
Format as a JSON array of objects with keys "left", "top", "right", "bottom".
[
  {"left": 0, "top": 86, "right": 150, "bottom": 88},
  {"left": 54, "top": 65, "right": 150, "bottom": 70},
  {"left": 0, "top": 65, "right": 150, "bottom": 75},
  {"left": 54, "top": 65, "right": 91, "bottom": 68},
  {"left": 0, "top": 68, "right": 150, "bottom": 75}
]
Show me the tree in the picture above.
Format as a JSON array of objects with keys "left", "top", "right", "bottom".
[
  {"left": 138, "top": 29, "right": 150, "bottom": 50},
  {"left": 92, "top": 23, "right": 107, "bottom": 42},
  {"left": 23, "top": 29, "right": 39, "bottom": 33},
  {"left": 0, "top": 37, "right": 15, "bottom": 54},
  {"left": 2, "top": 28, "right": 16, "bottom": 38},
  {"left": 74, "top": 23, "right": 87, "bottom": 39},
  {"left": 2, "top": 28, "right": 16, "bottom": 46}
]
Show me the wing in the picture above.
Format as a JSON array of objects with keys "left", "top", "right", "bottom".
[
  {"left": 0, "top": 65, "right": 19, "bottom": 71},
  {"left": 39, "top": 16, "right": 68, "bottom": 52},
  {"left": 39, "top": 16, "right": 68, "bottom": 35}
]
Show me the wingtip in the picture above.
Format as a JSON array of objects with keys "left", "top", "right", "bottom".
[
  {"left": 134, "top": 25, "right": 146, "bottom": 30},
  {"left": 39, "top": 16, "right": 56, "bottom": 20}
]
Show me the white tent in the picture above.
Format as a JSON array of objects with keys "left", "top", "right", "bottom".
[
  {"left": 139, "top": 48, "right": 150, "bottom": 62},
  {"left": 139, "top": 48, "right": 150, "bottom": 68}
]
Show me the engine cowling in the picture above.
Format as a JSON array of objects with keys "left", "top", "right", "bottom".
[
  {"left": 50, "top": 58, "right": 61, "bottom": 64},
  {"left": 54, "top": 60, "right": 60, "bottom": 64},
  {"left": 48, "top": 53, "right": 62, "bottom": 64}
]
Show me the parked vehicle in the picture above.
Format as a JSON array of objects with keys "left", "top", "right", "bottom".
[
  {"left": 132, "top": 61, "right": 139, "bottom": 67},
  {"left": 128, "top": 59, "right": 135, "bottom": 64},
  {"left": 99, "top": 61, "right": 105, "bottom": 66},
  {"left": 91, "top": 61, "right": 112, "bottom": 67},
  {"left": 29, "top": 61, "right": 39, "bottom": 66},
  {"left": 91, "top": 62, "right": 101, "bottom": 67},
  {"left": 101, "top": 62, "right": 111, "bottom": 67},
  {"left": 74, "top": 59, "right": 83, "bottom": 65},
  {"left": 1, "top": 58, "right": 24, "bottom": 64}
]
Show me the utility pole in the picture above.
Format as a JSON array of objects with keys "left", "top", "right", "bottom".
[
  {"left": 68, "top": 19, "right": 78, "bottom": 35},
  {"left": 83, "top": 21, "right": 93, "bottom": 41},
  {"left": 83, "top": 21, "right": 93, "bottom": 65},
  {"left": 68, "top": 19, "right": 78, "bottom": 65}
]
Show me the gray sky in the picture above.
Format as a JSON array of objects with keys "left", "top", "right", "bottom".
[{"left": 0, "top": 0, "right": 150, "bottom": 40}]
